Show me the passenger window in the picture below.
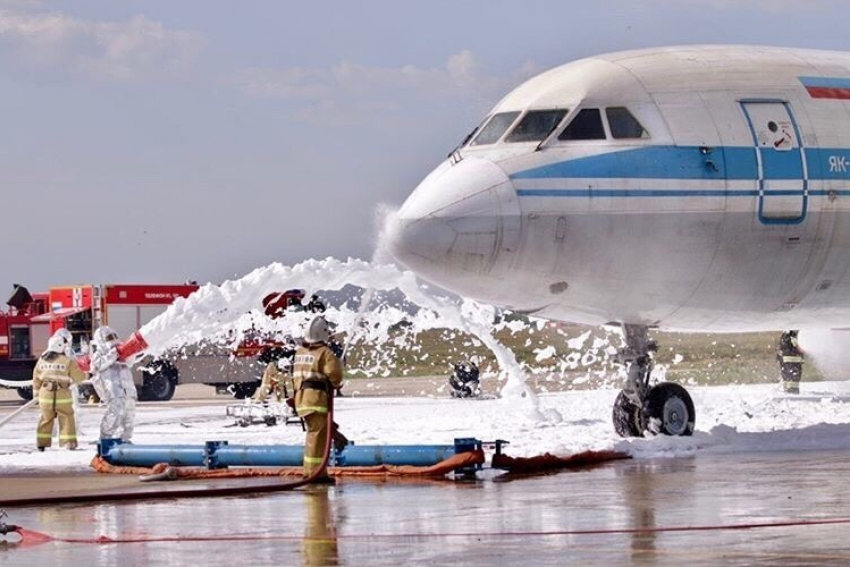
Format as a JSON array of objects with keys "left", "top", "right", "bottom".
[
  {"left": 558, "top": 109, "right": 606, "bottom": 141},
  {"left": 505, "top": 109, "right": 568, "bottom": 143},
  {"left": 606, "top": 107, "right": 648, "bottom": 139},
  {"left": 470, "top": 112, "right": 520, "bottom": 146}
]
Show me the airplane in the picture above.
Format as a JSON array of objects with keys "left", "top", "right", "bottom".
[{"left": 388, "top": 45, "right": 850, "bottom": 438}]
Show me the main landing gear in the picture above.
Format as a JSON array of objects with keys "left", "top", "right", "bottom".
[{"left": 612, "top": 324, "right": 695, "bottom": 437}]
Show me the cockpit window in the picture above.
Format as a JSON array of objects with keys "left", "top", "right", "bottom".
[
  {"left": 558, "top": 108, "right": 606, "bottom": 141},
  {"left": 606, "top": 107, "right": 648, "bottom": 139},
  {"left": 505, "top": 109, "right": 568, "bottom": 143},
  {"left": 470, "top": 112, "right": 520, "bottom": 146}
]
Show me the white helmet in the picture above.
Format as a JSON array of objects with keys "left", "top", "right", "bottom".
[
  {"left": 93, "top": 326, "right": 120, "bottom": 351},
  {"left": 304, "top": 315, "right": 331, "bottom": 344},
  {"left": 46, "top": 329, "right": 72, "bottom": 355}
]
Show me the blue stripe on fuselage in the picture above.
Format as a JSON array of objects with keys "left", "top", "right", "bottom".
[
  {"left": 516, "top": 189, "right": 850, "bottom": 198},
  {"left": 799, "top": 76, "right": 850, "bottom": 89},
  {"left": 510, "top": 146, "right": 850, "bottom": 182},
  {"left": 511, "top": 146, "right": 755, "bottom": 180}
]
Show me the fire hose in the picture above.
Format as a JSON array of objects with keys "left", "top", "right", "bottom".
[
  {"left": 0, "top": 388, "right": 337, "bottom": 508},
  {"left": 0, "top": 398, "right": 37, "bottom": 430},
  {"left": 6, "top": 513, "right": 850, "bottom": 546},
  {"left": 0, "top": 322, "right": 346, "bottom": 507}
]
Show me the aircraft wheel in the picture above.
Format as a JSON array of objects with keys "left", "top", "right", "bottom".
[
  {"left": 613, "top": 390, "right": 643, "bottom": 437},
  {"left": 642, "top": 382, "right": 695, "bottom": 436}
]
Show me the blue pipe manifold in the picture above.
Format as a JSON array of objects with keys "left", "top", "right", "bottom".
[{"left": 98, "top": 438, "right": 482, "bottom": 473}]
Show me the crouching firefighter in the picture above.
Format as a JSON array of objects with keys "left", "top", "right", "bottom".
[
  {"left": 34, "top": 329, "right": 87, "bottom": 451},
  {"left": 293, "top": 315, "right": 347, "bottom": 483},
  {"left": 254, "top": 337, "right": 297, "bottom": 404},
  {"left": 778, "top": 330, "right": 804, "bottom": 394},
  {"left": 90, "top": 326, "right": 137, "bottom": 441}
]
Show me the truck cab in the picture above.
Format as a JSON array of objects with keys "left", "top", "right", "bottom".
[{"left": 0, "top": 285, "right": 50, "bottom": 399}]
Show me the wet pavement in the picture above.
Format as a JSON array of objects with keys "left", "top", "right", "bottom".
[{"left": 3, "top": 451, "right": 850, "bottom": 565}]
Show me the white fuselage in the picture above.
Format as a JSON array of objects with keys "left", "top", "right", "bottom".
[{"left": 389, "top": 46, "right": 850, "bottom": 332}]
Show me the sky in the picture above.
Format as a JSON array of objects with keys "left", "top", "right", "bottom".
[{"left": 2, "top": 0, "right": 850, "bottom": 295}]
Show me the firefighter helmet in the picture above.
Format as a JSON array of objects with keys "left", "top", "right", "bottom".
[
  {"left": 46, "top": 329, "right": 72, "bottom": 355},
  {"left": 93, "top": 326, "right": 121, "bottom": 351},
  {"left": 304, "top": 315, "right": 331, "bottom": 344}
]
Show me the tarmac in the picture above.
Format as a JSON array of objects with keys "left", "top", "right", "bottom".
[
  {"left": 3, "top": 451, "right": 850, "bottom": 565},
  {"left": 4, "top": 384, "right": 850, "bottom": 565}
]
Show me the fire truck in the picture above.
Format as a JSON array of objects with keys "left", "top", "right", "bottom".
[
  {"left": 0, "top": 283, "right": 310, "bottom": 402},
  {"left": 0, "top": 285, "right": 50, "bottom": 400}
]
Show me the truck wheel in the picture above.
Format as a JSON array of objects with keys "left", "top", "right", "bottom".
[
  {"left": 231, "top": 382, "right": 260, "bottom": 399},
  {"left": 140, "top": 365, "right": 177, "bottom": 402},
  {"left": 17, "top": 387, "right": 33, "bottom": 401}
]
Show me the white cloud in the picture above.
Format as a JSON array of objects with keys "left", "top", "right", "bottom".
[
  {"left": 0, "top": 10, "right": 205, "bottom": 81},
  {"left": 446, "top": 50, "right": 476, "bottom": 79},
  {"left": 228, "top": 51, "right": 540, "bottom": 125},
  {"left": 232, "top": 51, "right": 486, "bottom": 100}
]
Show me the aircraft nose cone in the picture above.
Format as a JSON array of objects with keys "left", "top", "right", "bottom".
[
  {"left": 390, "top": 216, "right": 456, "bottom": 264},
  {"left": 389, "top": 157, "right": 520, "bottom": 294}
]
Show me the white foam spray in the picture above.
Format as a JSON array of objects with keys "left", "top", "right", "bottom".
[
  {"left": 798, "top": 329, "right": 850, "bottom": 381},
  {"left": 140, "top": 256, "right": 538, "bottom": 403},
  {"left": 137, "top": 208, "right": 626, "bottom": 420}
]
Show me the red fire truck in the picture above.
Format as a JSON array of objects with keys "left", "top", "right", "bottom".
[
  {"left": 0, "top": 284, "right": 308, "bottom": 402},
  {"left": 0, "top": 285, "right": 50, "bottom": 400}
]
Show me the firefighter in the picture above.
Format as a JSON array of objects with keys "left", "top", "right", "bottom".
[
  {"left": 306, "top": 293, "right": 326, "bottom": 313},
  {"left": 254, "top": 340, "right": 296, "bottom": 404},
  {"left": 777, "top": 330, "right": 804, "bottom": 394},
  {"left": 254, "top": 359, "right": 287, "bottom": 404},
  {"left": 254, "top": 351, "right": 295, "bottom": 403},
  {"left": 293, "top": 315, "right": 344, "bottom": 483},
  {"left": 449, "top": 359, "right": 481, "bottom": 398},
  {"left": 90, "top": 326, "right": 137, "bottom": 441},
  {"left": 34, "top": 329, "right": 86, "bottom": 451}
]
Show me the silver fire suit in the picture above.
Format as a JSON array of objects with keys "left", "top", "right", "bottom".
[{"left": 91, "top": 346, "right": 137, "bottom": 441}]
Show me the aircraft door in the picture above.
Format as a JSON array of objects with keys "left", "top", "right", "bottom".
[{"left": 741, "top": 101, "right": 807, "bottom": 224}]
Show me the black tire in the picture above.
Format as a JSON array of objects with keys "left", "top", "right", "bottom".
[
  {"left": 613, "top": 390, "right": 643, "bottom": 437},
  {"left": 641, "top": 382, "right": 695, "bottom": 436},
  {"left": 231, "top": 381, "right": 260, "bottom": 399},
  {"left": 17, "top": 387, "right": 33, "bottom": 401},
  {"left": 140, "top": 364, "right": 177, "bottom": 402}
]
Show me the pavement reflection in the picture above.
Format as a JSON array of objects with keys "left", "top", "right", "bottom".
[
  {"left": 3, "top": 451, "right": 850, "bottom": 565},
  {"left": 302, "top": 487, "right": 338, "bottom": 567}
]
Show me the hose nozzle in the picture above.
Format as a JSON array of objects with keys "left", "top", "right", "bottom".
[{"left": 0, "top": 510, "right": 18, "bottom": 536}]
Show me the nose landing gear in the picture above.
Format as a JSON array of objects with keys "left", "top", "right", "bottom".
[{"left": 612, "top": 324, "right": 695, "bottom": 437}]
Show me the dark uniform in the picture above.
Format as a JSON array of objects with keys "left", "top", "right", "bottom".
[
  {"left": 778, "top": 330, "right": 803, "bottom": 394},
  {"left": 449, "top": 361, "right": 481, "bottom": 398},
  {"left": 293, "top": 342, "right": 343, "bottom": 478}
]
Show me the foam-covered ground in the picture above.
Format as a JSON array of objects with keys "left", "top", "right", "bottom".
[{"left": 3, "top": 380, "right": 850, "bottom": 474}]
